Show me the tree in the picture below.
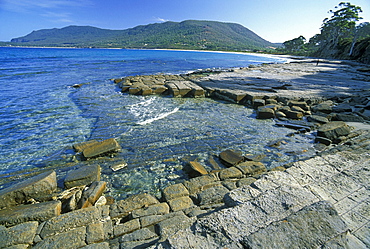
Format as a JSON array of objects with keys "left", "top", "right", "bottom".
[
  {"left": 283, "top": 36, "right": 306, "bottom": 53},
  {"left": 319, "top": 2, "right": 363, "bottom": 53}
]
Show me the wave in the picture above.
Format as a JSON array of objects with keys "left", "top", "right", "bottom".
[{"left": 137, "top": 107, "right": 179, "bottom": 125}]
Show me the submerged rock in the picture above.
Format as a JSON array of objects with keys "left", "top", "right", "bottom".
[{"left": 64, "top": 165, "right": 101, "bottom": 189}]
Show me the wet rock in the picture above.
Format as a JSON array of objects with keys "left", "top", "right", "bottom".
[
  {"left": 168, "top": 196, "right": 194, "bottom": 212},
  {"left": 257, "top": 107, "right": 275, "bottom": 119},
  {"left": 333, "top": 103, "right": 353, "bottom": 113},
  {"left": 219, "top": 167, "right": 243, "bottom": 180},
  {"left": 184, "top": 161, "right": 208, "bottom": 178},
  {"left": 236, "top": 161, "right": 267, "bottom": 176},
  {"left": 39, "top": 206, "right": 100, "bottom": 238},
  {"left": 307, "top": 115, "right": 329, "bottom": 124},
  {"left": 73, "top": 140, "right": 99, "bottom": 153},
  {"left": 0, "top": 201, "right": 61, "bottom": 227},
  {"left": 317, "top": 121, "right": 351, "bottom": 141},
  {"left": 82, "top": 138, "right": 121, "bottom": 159},
  {"left": 110, "top": 193, "right": 159, "bottom": 218},
  {"left": 0, "top": 171, "right": 57, "bottom": 209},
  {"left": 64, "top": 165, "right": 101, "bottom": 189},
  {"left": 0, "top": 221, "right": 39, "bottom": 248},
  {"left": 162, "top": 183, "right": 189, "bottom": 202},
  {"left": 78, "top": 181, "right": 106, "bottom": 208},
  {"left": 219, "top": 149, "right": 244, "bottom": 167}
]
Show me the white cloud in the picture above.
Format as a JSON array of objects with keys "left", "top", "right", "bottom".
[{"left": 154, "top": 17, "right": 169, "bottom": 23}]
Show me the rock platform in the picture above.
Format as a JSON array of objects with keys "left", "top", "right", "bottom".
[{"left": 1, "top": 59, "right": 370, "bottom": 248}]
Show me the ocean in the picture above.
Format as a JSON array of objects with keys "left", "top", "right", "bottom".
[{"left": 0, "top": 47, "right": 315, "bottom": 199}]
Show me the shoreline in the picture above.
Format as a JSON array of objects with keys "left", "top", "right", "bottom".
[{"left": 0, "top": 60, "right": 369, "bottom": 248}]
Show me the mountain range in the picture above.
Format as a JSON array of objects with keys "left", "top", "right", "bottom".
[{"left": 9, "top": 20, "right": 275, "bottom": 51}]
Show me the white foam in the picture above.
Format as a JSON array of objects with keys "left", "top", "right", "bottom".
[{"left": 137, "top": 107, "right": 180, "bottom": 125}]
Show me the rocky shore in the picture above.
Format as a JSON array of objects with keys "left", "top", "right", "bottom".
[{"left": 1, "top": 59, "right": 370, "bottom": 248}]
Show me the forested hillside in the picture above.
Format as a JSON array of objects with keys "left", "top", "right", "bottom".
[{"left": 9, "top": 20, "right": 274, "bottom": 51}]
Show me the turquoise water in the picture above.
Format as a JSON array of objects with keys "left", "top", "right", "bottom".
[{"left": 0, "top": 47, "right": 314, "bottom": 199}]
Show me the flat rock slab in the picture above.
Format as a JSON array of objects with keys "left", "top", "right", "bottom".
[
  {"left": 0, "top": 171, "right": 57, "bottom": 209},
  {"left": 81, "top": 138, "right": 121, "bottom": 158},
  {"left": 0, "top": 221, "right": 39, "bottom": 248},
  {"left": 317, "top": 121, "right": 351, "bottom": 140},
  {"left": 64, "top": 165, "right": 101, "bottom": 189},
  {"left": 0, "top": 201, "right": 61, "bottom": 227},
  {"left": 242, "top": 201, "right": 348, "bottom": 248}
]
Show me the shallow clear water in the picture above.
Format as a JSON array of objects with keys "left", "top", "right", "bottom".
[{"left": 0, "top": 47, "right": 315, "bottom": 199}]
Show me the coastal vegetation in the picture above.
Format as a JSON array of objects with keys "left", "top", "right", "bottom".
[
  {"left": 7, "top": 20, "right": 274, "bottom": 52},
  {"left": 280, "top": 2, "right": 370, "bottom": 63}
]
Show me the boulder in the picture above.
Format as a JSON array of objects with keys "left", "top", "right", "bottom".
[
  {"left": 35, "top": 226, "right": 87, "bottom": 249},
  {"left": 64, "top": 165, "right": 101, "bottom": 189},
  {"left": 184, "top": 161, "right": 208, "bottom": 178},
  {"left": 0, "top": 171, "right": 57, "bottom": 209},
  {"left": 257, "top": 108, "right": 275, "bottom": 119},
  {"left": 219, "top": 149, "right": 244, "bottom": 167},
  {"left": 317, "top": 121, "right": 351, "bottom": 141},
  {"left": 0, "top": 201, "right": 61, "bottom": 227},
  {"left": 182, "top": 175, "right": 219, "bottom": 195},
  {"left": 82, "top": 138, "right": 121, "bottom": 159},
  {"left": 332, "top": 113, "right": 365, "bottom": 122}
]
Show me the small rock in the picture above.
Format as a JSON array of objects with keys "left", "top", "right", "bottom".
[
  {"left": 236, "top": 161, "right": 266, "bottom": 176},
  {"left": 78, "top": 181, "right": 107, "bottom": 208},
  {"left": 315, "top": 136, "right": 332, "bottom": 146},
  {"left": 184, "top": 161, "right": 208, "bottom": 178},
  {"left": 219, "top": 149, "right": 244, "bottom": 167},
  {"left": 253, "top": 99, "right": 265, "bottom": 109}
]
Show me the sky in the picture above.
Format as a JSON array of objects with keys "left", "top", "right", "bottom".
[{"left": 0, "top": 0, "right": 369, "bottom": 43}]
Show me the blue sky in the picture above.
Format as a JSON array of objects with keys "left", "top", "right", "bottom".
[{"left": 0, "top": 0, "right": 369, "bottom": 43}]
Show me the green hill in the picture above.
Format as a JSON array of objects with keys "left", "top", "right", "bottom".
[{"left": 10, "top": 20, "right": 274, "bottom": 51}]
